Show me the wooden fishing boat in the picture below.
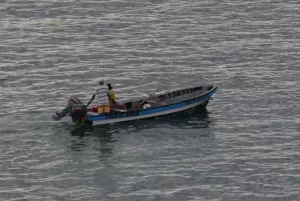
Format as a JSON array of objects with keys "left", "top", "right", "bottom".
[{"left": 53, "top": 84, "right": 218, "bottom": 126}]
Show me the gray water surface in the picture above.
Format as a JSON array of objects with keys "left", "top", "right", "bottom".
[{"left": 0, "top": 0, "right": 300, "bottom": 200}]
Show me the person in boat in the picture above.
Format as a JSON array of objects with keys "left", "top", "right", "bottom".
[
  {"left": 52, "top": 96, "right": 82, "bottom": 120},
  {"left": 106, "top": 83, "right": 128, "bottom": 110},
  {"left": 107, "top": 83, "right": 116, "bottom": 104},
  {"left": 87, "top": 80, "right": 110, "bottom": 114}
]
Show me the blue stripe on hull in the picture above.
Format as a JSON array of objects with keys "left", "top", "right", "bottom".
[{"left": 88, "top": 115, "right": 106, "bottom": 121}]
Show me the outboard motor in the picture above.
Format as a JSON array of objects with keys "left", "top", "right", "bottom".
[
  {"left": 52, "top": 96, "right": 85, "bottom": 121},
  {"left": 70, "top": 104, "right": 87, "bottom": 123}
]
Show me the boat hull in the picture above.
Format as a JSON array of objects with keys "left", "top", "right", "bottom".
[{"left": 86, "top": 85, "right": 217, "bottom": 126}]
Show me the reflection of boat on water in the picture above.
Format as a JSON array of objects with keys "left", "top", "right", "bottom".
[
  {"left": 70, "top": 107, "right": 212, "bottom": 136},
  {"left": 54, "top": 84, "right": 217, "bottom": 127},
  {"left": 68, "top": 108, "right": 213, "bottom": 157},
  {"left": 69, "top": 126, "right": 116, "bottom": 158}
]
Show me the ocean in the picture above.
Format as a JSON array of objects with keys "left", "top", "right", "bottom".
[{"left": 0, "top": 0, "right": 299, "bottom": 200}]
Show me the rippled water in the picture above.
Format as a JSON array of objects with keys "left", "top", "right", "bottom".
[{"left": 1, "top": 0, "right": 300, "bottom": 200}]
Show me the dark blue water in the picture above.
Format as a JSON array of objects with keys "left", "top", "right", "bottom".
[{"left": 1, "top": 0, "right": 300, "bottom": 200}]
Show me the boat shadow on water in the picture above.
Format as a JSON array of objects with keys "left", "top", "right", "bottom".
[{"left": 70, "top": 107, "right": 212, "bottom": 137}]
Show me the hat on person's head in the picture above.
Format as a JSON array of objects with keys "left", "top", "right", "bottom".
[{"left": 107, "top": 83, "right": 112, "bottom": 89}]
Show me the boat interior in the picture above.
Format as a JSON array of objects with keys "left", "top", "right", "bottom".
[
  {"left": 113, "top": 85, "right": 215, "bottom": 112},
  {"left": 87, "top": 85, "right": 215, "bottom": 115}
]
